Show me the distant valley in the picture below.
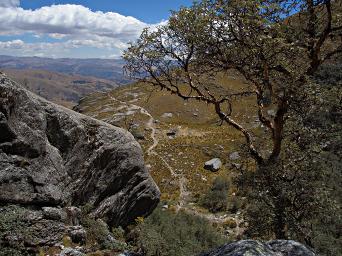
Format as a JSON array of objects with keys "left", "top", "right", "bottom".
[
  {"left": 3, "top": 68, "right": 120, "bottom": 108},
  {"left": 0, "top": 55, "right": 131, "bottom": 84},
  {"left": 0, "top": 55, "right": 134, "bottom": 108}
]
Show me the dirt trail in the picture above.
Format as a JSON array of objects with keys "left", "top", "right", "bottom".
[
  {"left": 107, "top": 93, "right": 189, "bottom": 208},
  {"left": 107, "top": 92, "right": 244, "bottom": 236}
]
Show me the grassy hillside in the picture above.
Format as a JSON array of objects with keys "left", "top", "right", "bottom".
[
  {"left": 3, "top": 69, "right": 119, "bottom": 108},
  {"left": 75, "top": 70, "right": 274, "bottom": 239}
]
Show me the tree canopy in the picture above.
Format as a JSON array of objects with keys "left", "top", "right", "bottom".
[
  {"left": 123, "top": 0, "right": 342, "bottom": 249},
  {"left": 124, "top": 0, "right": 341, "bottom": 165}
]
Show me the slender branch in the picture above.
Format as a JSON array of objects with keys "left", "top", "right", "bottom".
[{"left": 214, "top": 102, "right": 265, "bottom": 164}]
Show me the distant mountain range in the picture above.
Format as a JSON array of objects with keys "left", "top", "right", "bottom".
[
  {"left": 0, "top": 55, "right": 131, "bottom": 85},
  {"left": 2, "top": 68, "right": 120, "bottom": 108}
]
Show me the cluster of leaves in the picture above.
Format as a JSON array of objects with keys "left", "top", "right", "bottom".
[{"left": 130, "top": 206, "right": 226, "bottom": 256}]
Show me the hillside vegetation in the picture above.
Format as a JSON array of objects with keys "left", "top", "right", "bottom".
[{"left": 76, "top": 70, "right": 265, "bottom": 238}]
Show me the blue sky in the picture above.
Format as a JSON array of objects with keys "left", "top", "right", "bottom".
[
  {"left": 0, "top": 0, "right": 193, "bottom": 58},
  {"left": 20, "top": 0, "right": 193, "bottom": 23}
]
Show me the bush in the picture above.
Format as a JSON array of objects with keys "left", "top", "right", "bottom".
[
  {"left": 134, "top": 206, "right": 227, "bottom": 256},
  {"left": 200, "top": 176, "right": 230, "bottom": 213},
  {"left": 0, "top": 205, "right": 30, "bottom": 255},
  {"left": 223, "top": 219, "right": 237, "bottom": 229}
]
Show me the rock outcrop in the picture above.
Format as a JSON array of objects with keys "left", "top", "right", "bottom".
[
  {"left": 199, "top": 240, "right": 316, "bottom": 256},
  {"left": 0, "top": 72, "right": 160, "bottom": 249}
]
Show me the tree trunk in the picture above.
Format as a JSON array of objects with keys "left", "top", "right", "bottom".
[
  {"left": 259, "top": 160, "right": 288, "bottom": 239},
  {"left": 274, "top": 200, "right": 287, "bottom": 239}
]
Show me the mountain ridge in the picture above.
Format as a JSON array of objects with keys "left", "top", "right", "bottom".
[{"left": 0, "top": 55, "right": 132, "bottom": 84}]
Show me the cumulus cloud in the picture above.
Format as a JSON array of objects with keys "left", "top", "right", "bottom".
[
  {"left": 0, "top": 5, "right": 149, "bottom": 39},
  {"left": 0, "top": 3, "right": 163, "bottom": 58},
  {"left": 0, "top": 0, "right": 20, "bottom": 8}
]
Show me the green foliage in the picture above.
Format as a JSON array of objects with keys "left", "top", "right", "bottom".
[
  {"left": 314, "top": 63, "right": 342, "bottom": 86},
  {"left": 239, "top": 78, "right": 342, "bottom": 253},
  {"left": 0, "top": 248, "right": 26, "bottom": 256},
  {"left": 80, "top": 205, "right": 132, "bottom": 252},
  {"left": 0, "top": 205, "right": 30, "bottom": 255},
  {"left": 134, "top": 206, "right": 227, "bottom": 256},
  {"left": 200, "top": 176, "right": 230, "bottom": 213},
  {"left": 112, "top": 226, "right": 125, "bottom": 241},
  {"left": 80, "top": 205, "right": 112, "bottom": 250},
  {"left": 123, "top": 0, "right": 342, "bottom": 254}
]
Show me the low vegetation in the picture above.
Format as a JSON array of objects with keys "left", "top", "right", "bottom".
[
  {"left": 200, "top": 176, "right": 230, "bottom": 213},
  {"left": 130, "top": 206, "right": 227, "bottom": 256}
]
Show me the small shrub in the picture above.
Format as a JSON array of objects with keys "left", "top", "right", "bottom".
[
  {"left": 0, "top": 205, "right": 29, "bottom": 255},
  {"left": 62, "top": 235, "right": 73, "bottom": 247},
  {"left": 227, "top": 196, "right": 244, "bottom": 214},
  {"left": 223, "top": 219, "right": 237, "bottom": 229},
  {"left": 200, "top": 176, "right": 230, "bottom": 213},
  {"left": 133, "top": 206, "right": 227, "bottom": 256},
  {"left": 80, "top": 206, "right": 112, "bottom": 250},
  {"left": 112, "top": 226, "right": 125, "bottom": 241}
]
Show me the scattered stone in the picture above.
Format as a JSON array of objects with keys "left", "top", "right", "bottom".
[
  {"left": 229, "top": 152, "right": 240, "bottom": 160},
  {"left": 161, "top": 112, "right": 173, "bottom": 118},
  {"left": 60, "top": 248, "right": 85, "bottom": 256},
  {"left": 204, "top": 158, "right": 222, "bottom": 172},
  {"left": 166, "top": 128, "right": 178, "bottom": 137},
  {"left": 67, "top": 226, "right": 87, "bottom": 245}
]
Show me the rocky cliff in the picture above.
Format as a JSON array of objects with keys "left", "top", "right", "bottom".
[{"left": 0, "top": 72, "right": 160, "bottom": 251}]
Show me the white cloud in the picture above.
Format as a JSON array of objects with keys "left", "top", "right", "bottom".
[
  {"left": 0, "top": 5, "right": 149, "bottom": 39},
  {"left": 0, "top": 0, "right": 20, "bottom": 8},
  {"left": 0, "top": 39, "right": 24, "bottom": 49},
  {"left": 0, "top": 3, "right": 164, "bottom": 58},
  {"left": 0, "top": 39, "right": 125, "bottom": 58}
]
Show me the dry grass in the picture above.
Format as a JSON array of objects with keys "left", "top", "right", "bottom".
[{"left": 77, "top": 71, "right": 268, "bottom": 205}]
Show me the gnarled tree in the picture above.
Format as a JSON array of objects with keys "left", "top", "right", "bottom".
[{"left": 124, "top": 0, "right": 342, "bottom": 241}]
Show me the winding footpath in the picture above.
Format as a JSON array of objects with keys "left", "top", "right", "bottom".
[
  {"left": 107, "top": 92, "right": 244, "bottom": 234},
  {"left": 107, "top": 93, "right": 188, "bottom": 209}
]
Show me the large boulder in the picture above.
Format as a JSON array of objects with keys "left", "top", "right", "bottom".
[
  {"left": 0, "top": 73, "right": 160, "bottom": 245},
  {"left": 204, "top": 158, "right": 222, "bottom": 172},
  {"left": 199, "top": 240, "right": 316, "bottom": 256}
]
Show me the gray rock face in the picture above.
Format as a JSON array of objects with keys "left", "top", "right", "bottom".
[
  {"left": 199, "top": 240, "right": 316, "bottom": 256},
  {"left": 0, "top": 72, "right": 160, "bottom": 226},
  {"left": 204, "top": 158, "right": 222, "bottom": 172}
]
